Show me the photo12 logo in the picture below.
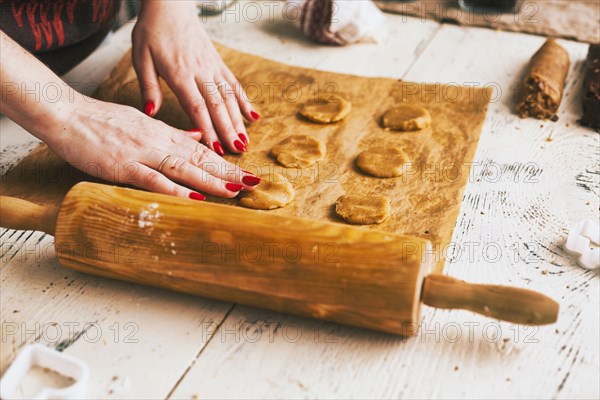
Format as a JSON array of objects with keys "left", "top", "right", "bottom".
[{"left": 1, "top": 321, "right": 140, "bottom": 346}]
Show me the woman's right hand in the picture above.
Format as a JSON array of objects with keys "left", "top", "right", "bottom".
[{"left": 45, "top": 94, "right": 261, "bottom": 200}]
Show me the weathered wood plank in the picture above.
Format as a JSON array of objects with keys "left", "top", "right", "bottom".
[
  {"left": 0, "top": 232, "right": 233, "bottom": 398},
  {"left": 201, "top": 1, "right": 440, "bottom": 78}
]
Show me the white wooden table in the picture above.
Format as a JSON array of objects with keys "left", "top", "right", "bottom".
[{"left": 1, "top": 4, "right": 599, "bottom": 399}]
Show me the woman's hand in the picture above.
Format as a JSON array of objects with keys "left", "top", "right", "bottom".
[
  {"left": 45, "top": 95, "right": 261, "bottom": 200},
  {"left": 0, "top": 29, "right": 260, "bottom": 200},
  {"left": 132, "top": 0, "right": 259, "bottom": 156}
]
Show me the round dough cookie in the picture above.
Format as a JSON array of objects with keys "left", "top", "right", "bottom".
[
  {"left": 239, "top": 173, "right": 295, "bottom": 210},
  {"left": 335, "top": 195, "right": 391, "bottom": 225},
  {"left": 356, "top": 146, "right": 411, "bottom": 178},
  {"left": 299, "top": 94, "right": 352, "bottom": 123},
  {"left": 383, "top": 104, "right": 431, "bottom": 131},
  {"left": 271, "top": 135, "right": 326, "bottom": 168}
]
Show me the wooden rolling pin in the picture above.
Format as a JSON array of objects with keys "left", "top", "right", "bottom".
[{"left": 0, "top": 182, "right": 558, "bottom": 335}]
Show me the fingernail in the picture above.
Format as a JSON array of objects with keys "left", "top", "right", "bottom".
[
  {"left": 238, "top": 133, "right": 249, "bottom": 145},
  {"left": 251, "top": 111, "right": 260, "bottom": 120},
  {"left": 213, "top": 141, "right": 225, "bottom": 156},
  {"left": 187, "top": 128, "right": 202, "bottom": 133},
  {"left": 144, "top": 101, "right": 155, "bottom": 116},
  {"left": 234, "top": 140, "right": 247, "bottom": 152},
  {"left": 189, "top": 192, "right": 206, "bottom": 201},
  {"left": 225, "top": 183, "right": 244, "bottom": 192},
  {"left": 242, "top": 169, "right": 254, "bottom": 174},
  {"left": 242, "top": 175, "right": 261, "bottom": 186}
]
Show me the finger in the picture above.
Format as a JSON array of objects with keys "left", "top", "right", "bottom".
[
  {"left": 216, "top": 78, "right": 250, "bottom": 146},
  {"left": 166, "top": 77, "right": 225, "bottom": 156},
  {"left": 145, "top": 150, "right": 244, "bottom": 198},
  {"left": 197, "top": 77, "right": 245, "bottom": 154},
  {"left": 129, "top": 162, "right": 206, "bottom": 201},
  {"left": 132, "top": 47, "right": 162, "bottom": 117},
  {"left": 170, "top": 134, "right": 261, "bottom": 190},
  {"left": 166, "top": 133, "right": 261, "bottom": 189},
  {"left": 181, "top": 128, "right": 203, "bottom": 142},
  {"left": 222, "top": 67, "right": 258, "bottom": 122}
]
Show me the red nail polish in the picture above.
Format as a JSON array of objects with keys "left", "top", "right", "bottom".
[
  {"left": 213, "top": 141, "right": 225, "bottom": 156},
  {"left": 226, "top": 183, "right": 244, "bottom": 192},
  {"left": 242, "top": 175, "right": 261, "bottom": 186},
  {"left": 187, "top": 128, "right": 203, "bottom": 133},
  {"left": 242, "top": 170, "right": 254, "bottom": 175},
  {"left": 238, "top": 133, "right": 249, "bottom": 145},
  {"left": 144, "top": 101, "right": 155, "bottom": 116},
  {"left": 234, "top": 140, "right": 247, "bottom": 152},
  {"left": 189, "top": 192, "right": 206, "bottom": 201},
  {"left": 251, "top": 111, "right": 260, "bottom": 120}
]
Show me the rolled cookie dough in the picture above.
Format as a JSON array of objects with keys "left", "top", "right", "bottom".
[
  {"left": 383, "top": 104, "right": 431, "bottom": 131},
  {"left": 335, "top": 195, "right": 391, "bottom": 225},
  {"left": 299, "top": 94, "right": 352, "bottom": 123},
  {"left": 239, "top": 173, "right": 295, "bottom": 210},
  {"left": 356, "top": 146, "right": 411, "bottom": 178},
  {"left": 271, "top": 135, "right": 326, "bottom": 168}
]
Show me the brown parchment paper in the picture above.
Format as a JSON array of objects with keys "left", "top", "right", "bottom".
[
  {"left": 1, "top": 44, "right": 492, "bottom": 271},
  {"left": 375, "top": 0, "right": 600, "bottom": 44}
]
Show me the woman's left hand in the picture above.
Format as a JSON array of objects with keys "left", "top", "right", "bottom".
[{"left": 132, "top": 0, "right": 259, "bottom": 156}]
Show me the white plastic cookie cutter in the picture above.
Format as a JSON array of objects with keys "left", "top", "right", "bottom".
[
  {"left": 0, "top": 344, "right": 89, "bottom": 400},
  {"left": 564, "top": 219, "right": 600, "bottom": 270}
]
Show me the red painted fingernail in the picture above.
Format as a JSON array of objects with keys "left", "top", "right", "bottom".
[
  {"left": 189, "top": 192, "right": 206, "bottom": 201},
  {"left": 226, "top": 183, "right": 244, "bottom": 192},
  {"left": 242, "top": 170, "right": 254, "bottom": 174},
  {"left": 251, "top": 111, "right": 260, "bottom": 120},
  {"left": 242, "top": 175, "right": 261, "bottom": 186},
  {"left": 144, "top": 101, "right": 155, "bottom": 116},
  {"left": 187, "top": 128, "right": 202, "bottom": 133},
  {"left": 234, "top": 140, "right": 247, "bottom": 152},
  {"left": 213, "top": 141, "right": 225, "bottom": 156},
  {"left": 238, "top": 133, "right": 249, "bottom": 145}
]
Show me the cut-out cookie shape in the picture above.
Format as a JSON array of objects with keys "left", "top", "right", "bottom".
[
  {"left": 564, "top": 219, "right": 600, "bottom": 270},
  {"left": 239, "top": 173, "right": 295, "bottom": 210},
  {"left": 271, "top": 135, "right": 326, "bottom": 168},
  {"left": 383, "top": 104, "right": 431, "bottom": 131},
  {"left": 299, "top": 94, "right": 352, "bottom": 123},
  {"left": 0, "top": 343, "right": 89, "bottom": 400},
  {"left": 356, "top": 145, "right": 411, "bottom": 178},
  {"left": 335, "top": 194, "right": 391, "bottom": 225}
]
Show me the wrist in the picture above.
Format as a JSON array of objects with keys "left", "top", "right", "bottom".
[
  {"left": 39, "top": 90, "right": 82, "bottom": 144},
  {"left": 0, "top": 84, "right": 80, "bottom": 145},
  {"left": 139, "top": 0, "right": 197, "bottom": 19}
]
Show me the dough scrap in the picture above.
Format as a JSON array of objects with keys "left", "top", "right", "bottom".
[
  {"left": 383, "top": 104, "right": 431, "bottom": 131},
  {"left": 335, "top": 195, "right": 391, "bottom": 225},
  {"left": 356, "top": 146, "right": 411, "bottom": 178},
  {"left": 299, "top": 94, "right": 352, "bottom": 123},
  {"left": 271, "top": 135, "right": 326, "bottom": 168},
  {"left": 239, "top": 173, "right": 294, "bottom": 210}
]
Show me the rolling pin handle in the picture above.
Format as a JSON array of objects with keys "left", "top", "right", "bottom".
[
  {"left": 421, "top": 274, "right": 559, "bottom": 325},
  {"left": 0, "top": 196, "right": 58, "bottom": 234}
]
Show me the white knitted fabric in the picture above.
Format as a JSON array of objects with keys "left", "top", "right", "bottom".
[{"left": 288, "top": 0, "right": 385, "bottom": 45}]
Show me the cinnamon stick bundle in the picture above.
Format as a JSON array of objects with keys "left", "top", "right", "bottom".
[{"left": 516, "top": 39, "right": 570, "bottom": 121}]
